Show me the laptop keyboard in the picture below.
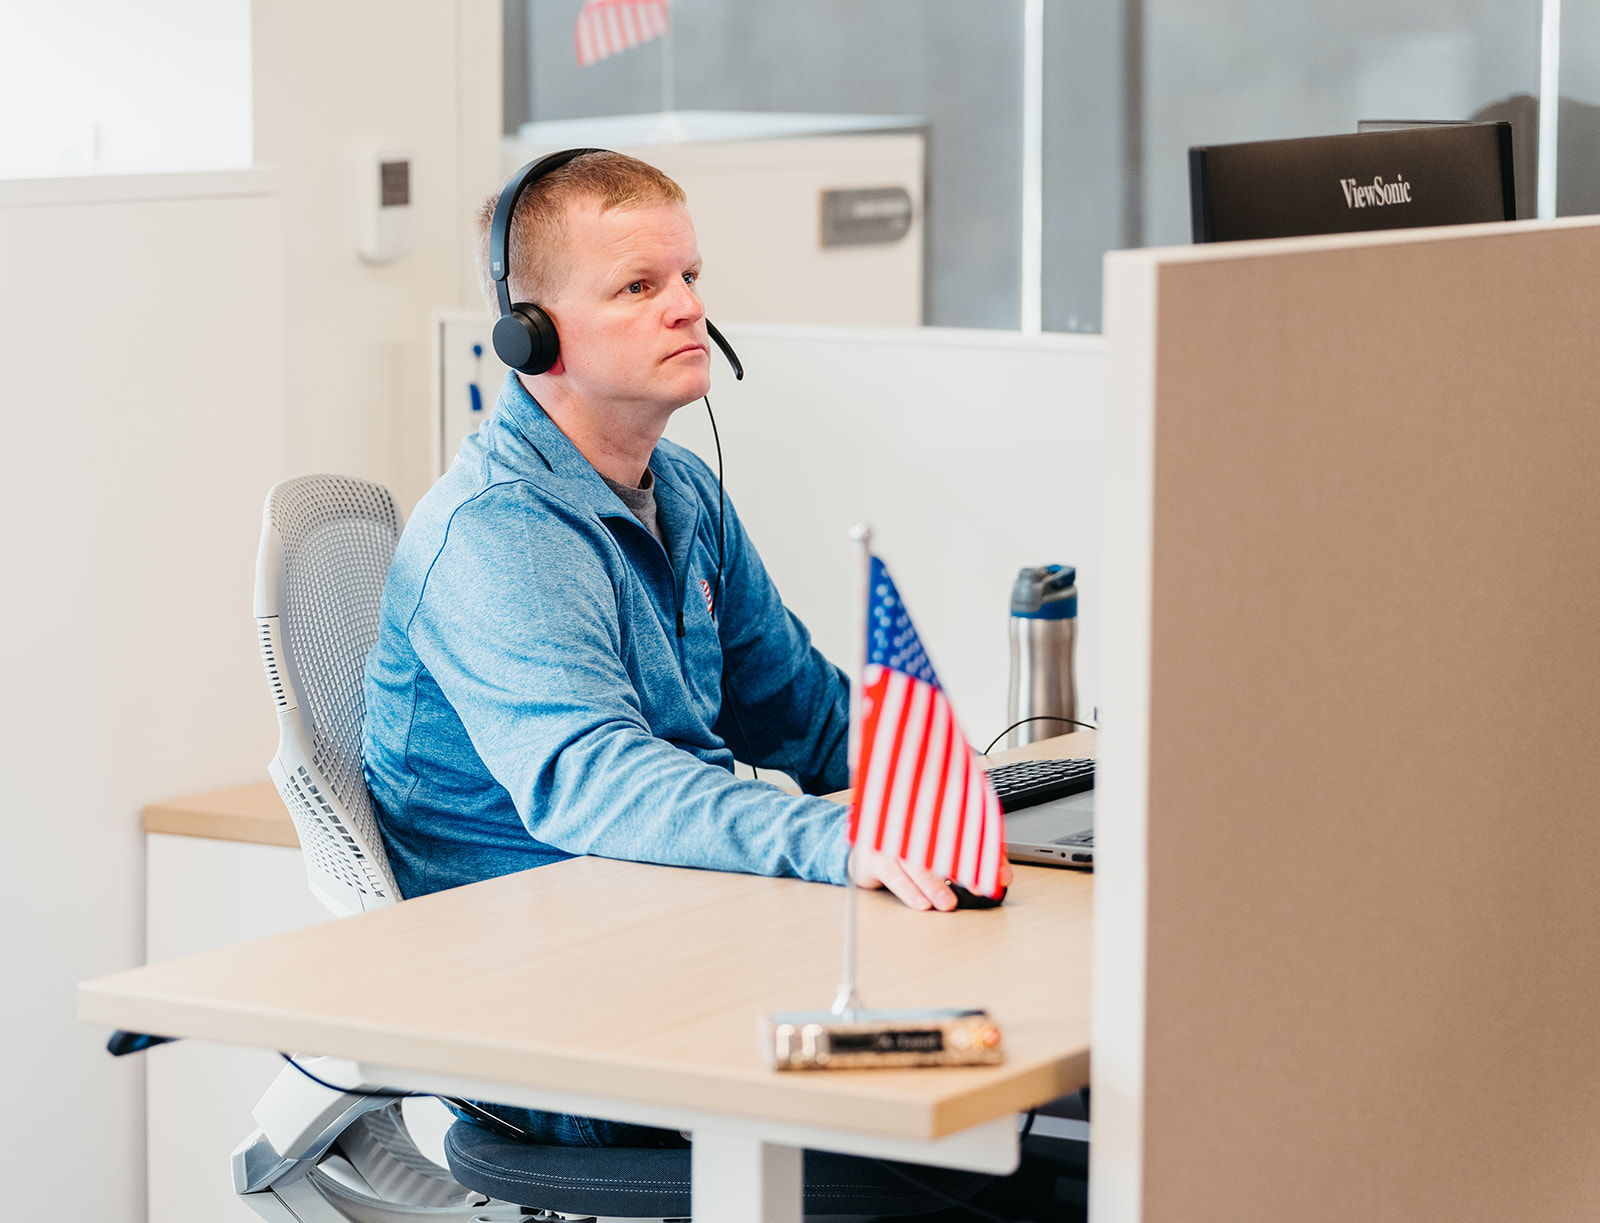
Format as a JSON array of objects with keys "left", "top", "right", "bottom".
[{"left": 984, "top": 757, "right": 1095, "bottom": 814}]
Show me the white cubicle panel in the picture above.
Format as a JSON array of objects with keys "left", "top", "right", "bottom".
[
  {"left": 667, "top": 323, "right": 1107, "bottom": 745},
  {"left": 435, "top": 319, "right": 1108, "bottom": 745}
]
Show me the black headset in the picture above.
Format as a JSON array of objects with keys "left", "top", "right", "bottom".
[{"left": 488, "top": 147, "right": 743, "bottom": 381}]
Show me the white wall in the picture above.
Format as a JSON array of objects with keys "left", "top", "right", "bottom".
[
  {"left": 0, "top": 8, "right": 505, "bottom": 1214},
  {"left": 665, "top": 324, "right": 1108, "bottom": 745},
  {"left": 0, "top": 169, "right": 284, "bottom": 1223},
  {"left": 253, "top": 0, "right": 503, "bottom": 516},
  {"left": 0, "top": 0, "right": 252, "bottom": 175}
]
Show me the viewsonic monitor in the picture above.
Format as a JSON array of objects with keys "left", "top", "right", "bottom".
[{"left": 1188, "top": 121, "right": 1515, "bottom": 243}]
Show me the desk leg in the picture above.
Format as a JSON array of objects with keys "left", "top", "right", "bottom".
[{"left": 691, "top": 1130, "right": 803, "bottom": 1223}]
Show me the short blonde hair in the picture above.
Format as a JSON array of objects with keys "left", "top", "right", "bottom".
[{"left": 474, "top": 150, "right": 688, "bottom": 311}]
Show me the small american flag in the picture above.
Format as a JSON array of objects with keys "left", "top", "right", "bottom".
[
  {"left": 574, "top": 0, "right": 671, "bottom": 67},
  {"left": 849, "top": 556, "right": 1006, "bottom": 898}
]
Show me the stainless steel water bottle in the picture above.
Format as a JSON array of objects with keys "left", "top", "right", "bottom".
[{"left": 1006, "top": 565, "right": 1078, "bottom": 749}]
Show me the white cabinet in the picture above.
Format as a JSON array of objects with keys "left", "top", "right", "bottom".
[
  {"left": 145, "top": 832, "right": 330, "bottom": 1223},
  {"left": 506, "top": 112, "right": 927, "bottom": 328}
]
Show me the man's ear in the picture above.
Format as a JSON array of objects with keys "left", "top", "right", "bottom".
[{"left": 519, "top": 355, "right": 566, "bottom": 390}]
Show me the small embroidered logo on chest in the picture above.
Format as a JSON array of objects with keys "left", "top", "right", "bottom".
[{"left": 699, "top": 577, "right": 716, "bottom": 620}]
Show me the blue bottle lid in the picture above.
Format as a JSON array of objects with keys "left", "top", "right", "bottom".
[{"left": 1010, "top": 565, "right": 1077, "bottom": 620}]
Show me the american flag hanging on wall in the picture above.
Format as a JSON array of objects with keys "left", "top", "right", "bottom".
[
  {"left": 849, "top": 556, "right": 1007, "bottom": 899},
  {"left": 574, "top": 0, "right": 671, "bottom": 67}
]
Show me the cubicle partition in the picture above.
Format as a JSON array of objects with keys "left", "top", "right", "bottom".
[{"left": 1096, "top": 217, "right": 1600, "bottom": 1222}]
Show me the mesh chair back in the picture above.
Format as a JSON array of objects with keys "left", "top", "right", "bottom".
[{"left": 254, "top": 475, "right": 404, "bottom": 916}]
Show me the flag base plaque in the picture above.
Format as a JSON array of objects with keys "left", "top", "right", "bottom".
[{"left": 761, "top": 1007, "right": 1003, "bottom": 1071}]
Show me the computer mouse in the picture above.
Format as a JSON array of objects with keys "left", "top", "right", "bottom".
[{"left": 946, "top": 882, "right": 1007, "bottom": 909}]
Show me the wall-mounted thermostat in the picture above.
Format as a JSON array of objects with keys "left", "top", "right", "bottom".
[{"left": 358, "top": 149, "right": 415, "bottom": 262}]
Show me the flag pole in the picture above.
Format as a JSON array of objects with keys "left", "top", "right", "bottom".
[
  {"left": 832, "top": 522, "right": 873, "bottom": 1019},
  {"left": 760, "top": 523, "right": 1005, "bottom": 1071}
]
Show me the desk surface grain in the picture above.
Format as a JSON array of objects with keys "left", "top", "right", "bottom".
[{"left": 82, "top": 852, "right": 1091, "bottom": 1140}]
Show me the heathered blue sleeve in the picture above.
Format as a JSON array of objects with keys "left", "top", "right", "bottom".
[{"left": 401, "top": 484, "right": 851, "bottom": 886}]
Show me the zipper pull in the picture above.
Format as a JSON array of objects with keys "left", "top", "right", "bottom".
[{"left": 676, "top": 609, "right": 686, "bottom": 638}]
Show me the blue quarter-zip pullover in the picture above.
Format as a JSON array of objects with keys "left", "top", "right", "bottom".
[{"left": 363, "top": 373, "right": 853, "bottom": 898}]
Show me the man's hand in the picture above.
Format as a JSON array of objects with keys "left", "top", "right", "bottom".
[{"left": 850, "top": 847, "right": 1013, "bottom": 911}]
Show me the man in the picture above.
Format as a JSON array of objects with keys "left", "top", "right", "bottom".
[
  {"left": 365, "top": 151, "right": 984, "bottom": 929},
  {"left": 360, "top": 150, "right": 1023, "bottom": 1153}
]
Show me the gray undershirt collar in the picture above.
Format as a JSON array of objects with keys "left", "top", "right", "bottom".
[{"left": 600, "top": 468, "right": 664, "bottom": 547}]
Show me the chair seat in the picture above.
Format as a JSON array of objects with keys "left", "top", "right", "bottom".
[{"left": 443, "top": 1119, "right": 991, "bottom": 1219}]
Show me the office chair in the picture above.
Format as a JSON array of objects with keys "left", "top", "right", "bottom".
[
  {"left": 253, "top": 472, "right": 403, "bottom": 916},
  {"left": 237, "top": 474, "right": 979, "bottom": 1222}
]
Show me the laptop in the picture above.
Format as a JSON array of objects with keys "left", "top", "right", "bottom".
[{"left": 989, "top": 758, "right": 1096, "bottom": 870}]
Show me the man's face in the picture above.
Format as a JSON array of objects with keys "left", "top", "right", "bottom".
[{"left": 543, "top": 197, "right": 712, "bottom": 415}]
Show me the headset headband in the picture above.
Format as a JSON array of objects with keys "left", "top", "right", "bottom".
[{"left": 488, "top": 147, "right": 604, "bottom": 318}]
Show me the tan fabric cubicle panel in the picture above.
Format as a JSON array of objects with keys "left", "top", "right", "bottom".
[{"left": 1131, "top": 219, "right": 1600, "bottom": 1221}]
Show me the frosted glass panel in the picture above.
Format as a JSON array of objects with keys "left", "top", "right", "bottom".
[
  {"left": 510, "top": 0, "right": 1569, "bottom": 332},
  {"left": 1142, "top": 0, "right": 1541, "bottom": 246},
  {"left": 1558, "top": 0, "right": 1600, "bottom": 214},
  {"left": 521, "top": 0, "right": 1024, "bottom": 331}
]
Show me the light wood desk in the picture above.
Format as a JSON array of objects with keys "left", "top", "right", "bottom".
[{"left": 102, "top": 732, "right": 1095, "bottom": 1222}]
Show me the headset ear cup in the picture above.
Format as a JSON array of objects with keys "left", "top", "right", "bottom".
[{"left": 493, "top": 303, "right": 560, "bottom": 375}]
